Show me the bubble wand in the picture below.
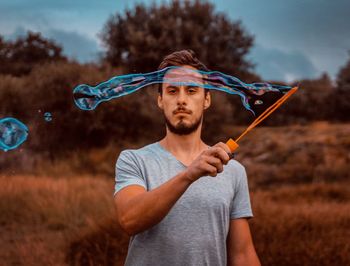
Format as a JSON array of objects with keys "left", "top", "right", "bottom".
[{"left": 225, "top": 86, "right": 298, "bottom": 155}]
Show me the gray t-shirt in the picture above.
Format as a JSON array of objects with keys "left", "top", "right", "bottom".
[{"left": 114, "top": 142, "right": 253, "bottom": 266}]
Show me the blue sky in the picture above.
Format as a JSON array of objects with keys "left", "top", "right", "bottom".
[{"left": 1, "top": 0, "right": 349, "bottom": 82}]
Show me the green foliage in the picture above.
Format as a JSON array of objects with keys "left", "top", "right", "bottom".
[
  {"left": 0, "top": 61, "right": 348, "bottom": 166},
  {"left": 334, "top": 54, "right": 350, "bottom": 121},
  {"left": 100, "top": 0, "right": 257, "bottom": 81},
  {"left": 0, "top": 31, "right": 67, "bottom": 76},
  {"left": 0, "top": 62, "right": 160, "bottom": 159},
  {"left": 263, "top": 73, "right": 337, "bottom": 125}
]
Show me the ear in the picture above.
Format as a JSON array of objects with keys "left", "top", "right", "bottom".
[
  {"left": 204, "top": 91, "right": 211, "bottom": 110},
  {"left": 157, "top": 94, "right": 164, "bottom": 110}
]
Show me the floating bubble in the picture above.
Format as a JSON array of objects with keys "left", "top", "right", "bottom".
[
  {"left": 44, "top": 112, "right": 52, "bottom": 122},
  {"left": 73, "top": 66, "right": 293, "bottom": 115},
  {"left": 0, "top": 117, "right": 29, "bottom": 152}
]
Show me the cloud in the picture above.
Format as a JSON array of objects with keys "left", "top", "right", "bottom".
[
  {"left": 1, "top": 0, "right": 349, "bottom": 79},
  {"left": 6, "top": 26, "right": 27, "bottom": 40},
  {"left": 46, "top": 29, "right": 99, "bottom": 62},
  {"left": 216, "top": 0, "right": 350, "bottom": 78},
  {"left": 4, "top": 27, "right": 100, "bottom": 63},
  {"left": 249, "top": 45, "right": 319, "bottom": 82}
]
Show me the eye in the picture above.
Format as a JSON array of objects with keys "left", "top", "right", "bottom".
[
  {"left": 167, "top": 87, "right": 176, "bottom": 94},
  {"left": 187, "top": 86, "right": 198, "bottom": 93}
]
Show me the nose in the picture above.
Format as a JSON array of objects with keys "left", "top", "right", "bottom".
[{"left": 177, "top": 87, "right": 187, "bottom": 105}]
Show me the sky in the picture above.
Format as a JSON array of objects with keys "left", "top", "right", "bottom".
[{"left": 0, "top": 0, "right": 349, "bottom": 83}]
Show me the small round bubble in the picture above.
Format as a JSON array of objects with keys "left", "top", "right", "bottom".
[{"left": 44, "top": 112, "right": 52, "bottom": 122}]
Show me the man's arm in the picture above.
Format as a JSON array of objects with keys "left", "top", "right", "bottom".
[
  {"left": 114, "top": 143, "right": 231, "bottom": 236},
  {"left": 227, "top": 218, "right": 261, "bottom": 266},
  {"left": 114, "top": 170, "right": 193, "bottom": 236}
]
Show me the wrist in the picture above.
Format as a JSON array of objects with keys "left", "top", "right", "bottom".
[
  {"left": 179, "top": 169, "right": 194, "bottom": 185},
  {"left": 181, "top": 169, "right": 196, "bottom": 184}
]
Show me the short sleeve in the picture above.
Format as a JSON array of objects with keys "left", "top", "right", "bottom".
[
  {"left": 113, "top": 150, "right": 147, "bottom": 197},
  {"left": 230, "top": 164, "right": 253, "bottom": 219}
]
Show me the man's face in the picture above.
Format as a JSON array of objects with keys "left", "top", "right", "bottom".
[{"left": 157, "top": 65, "right": 211, "bottom": 135}]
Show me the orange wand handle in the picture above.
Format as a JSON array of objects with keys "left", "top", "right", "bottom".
[
  {"left": 226, "top": 138, "right": 239, "bottom": 153},
  {"left": 225, "top": 86, "right": 298, "bottom": 154}
]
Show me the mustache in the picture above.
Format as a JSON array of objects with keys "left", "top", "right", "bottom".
[{"left": 173, "top": 108, "right": 192, "bottom": 114}]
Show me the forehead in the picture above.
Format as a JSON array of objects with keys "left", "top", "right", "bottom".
[{"left": 163, "top": 65, "right": 203, "bottom": 84}]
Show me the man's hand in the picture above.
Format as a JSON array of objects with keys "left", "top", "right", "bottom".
[{"left": 185, "top": 142, "right": 232, "bottom": 182}]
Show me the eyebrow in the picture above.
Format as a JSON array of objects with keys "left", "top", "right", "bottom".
[
  {"left": 187, "top": 85, "right": 199, "bottom": 89},
  {"left": 165, "top": 85, "right": 178, "bottom": 90},
  {"left": 165, "top": 85, "right": 200, "bottom": 90}
]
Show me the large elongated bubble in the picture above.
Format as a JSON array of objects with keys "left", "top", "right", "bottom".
[
  {"left": 73, "top": 66, "right": 293, "bottom": 115},
  {"left": 0, "top": 117, "right": 29, "bottom": 152}
]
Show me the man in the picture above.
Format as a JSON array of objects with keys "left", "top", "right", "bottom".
[{"left": 114, "top": 50, "right": 261, "bottom": 266}]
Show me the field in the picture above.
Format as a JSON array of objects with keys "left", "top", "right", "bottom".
[{"left": 0, "top": 122, "right": 349, "bottom": 265}]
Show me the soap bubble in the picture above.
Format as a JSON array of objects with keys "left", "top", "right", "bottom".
[
  {"left": 73, "top": 66, "right": 293, "bottom": 116},
  {"left": 44, "top": 112, "right": 52, "bottom": 122},
  {"left": 0, "top": 117, "right": 29, "bottom": 152}
]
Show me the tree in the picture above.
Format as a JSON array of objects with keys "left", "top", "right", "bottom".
[
  {"left": 100, "top": 0, "right": 258, "bottom": 81},
  {"left": 334, "top": 53, "right": 350, "bottom": 121},
  {"left": 0, "top": 31, "right": 67, "bottom": 76},
  {"left": 281, "top": 73, "right": 334, "bottom": 124}
]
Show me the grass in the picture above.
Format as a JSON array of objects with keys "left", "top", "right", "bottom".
[
  {"left": 250, "top": 182, "right": 350, "bottom": 265},
  {"left": 0, "top": 176, "right": 349, "bottom": 265},
  {"left": 229, "top": 122, "right": 350, "bottom": 187},
  {"left": 0, "top": 175, "right": 116, "bottom": 265}
]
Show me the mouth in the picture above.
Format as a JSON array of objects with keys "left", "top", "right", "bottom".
[
  {"left": 175, "top": 112, "right": 189, "bottom": 114},
  {"left": 174, "top": 109, "right": 192, "bottom": 115}
]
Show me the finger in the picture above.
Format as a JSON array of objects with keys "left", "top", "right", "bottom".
[
  {"left": 207, "top": 147, "right": 230, "bottom": 165},
  {"left": 203, "top": 163, "right": 218, "bottom": 177},
  {"left": 214, "top": 142, "right": 234, "bottom": 161},
  {"left": 213, "top": 142, "right": 231, "bottom": 154},
  {"left": 205, "top": 156, "right": 223, "bottom": 173}
]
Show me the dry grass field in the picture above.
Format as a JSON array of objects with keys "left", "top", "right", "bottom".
[
  {"left": 0, "top": 176, "right": 124, "bottom": 265},
  {"left": 231, "top": 121, "right": 350, "bottom": 187},
  {"left": 1, "top": 122, "right": 349, "bottom": 265},
  {"left": 1, "top": 176, "right": 349, "bottom": 266}
]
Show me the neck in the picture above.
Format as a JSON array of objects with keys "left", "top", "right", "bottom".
[{"left": 159, "top": 123, "right": 209, "bottom": 165}]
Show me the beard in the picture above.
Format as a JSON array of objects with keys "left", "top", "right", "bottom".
[{"left": 164, "top": 113, "right": 203, "bottom": 135}]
